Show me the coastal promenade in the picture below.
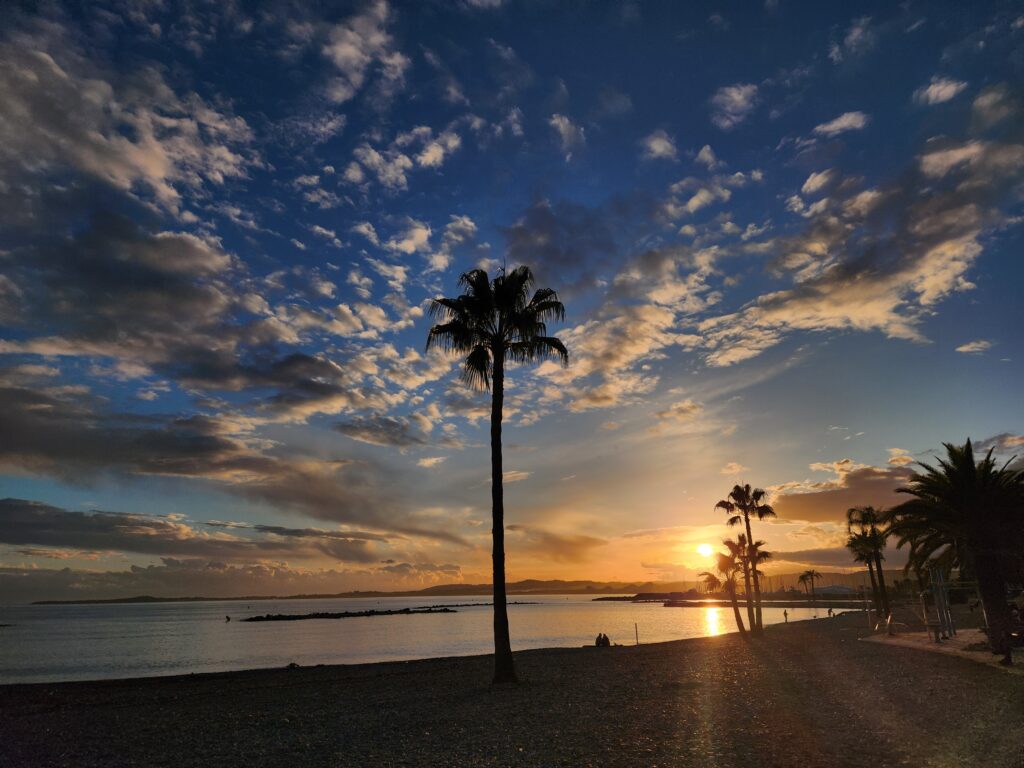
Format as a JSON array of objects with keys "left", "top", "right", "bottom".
[{"left": 2, "top": 611, "right": 1022, "bottom": 767}]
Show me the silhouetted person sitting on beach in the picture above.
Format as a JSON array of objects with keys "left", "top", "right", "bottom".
[{"left": 595, "top": 633, "right": 603, "bottom": 647}]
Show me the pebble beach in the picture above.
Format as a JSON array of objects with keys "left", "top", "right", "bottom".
[{"left": 2, "top": 610, "right": 1022, "bottom": 767}]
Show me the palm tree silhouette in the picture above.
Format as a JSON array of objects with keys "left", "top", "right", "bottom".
[
  {"left": 797, "top": 572, "right": 810, "bottom": 597},
  {"left": 698, "top": 571, "right": 722, "bottom": 594},
  {"left": 800, "top": 569, "right": 822, "bottom": 614},
  {"left": 847, "top": 506, "right": 891, "bottom": 622},
  {"left": 748, "top": 539, "right": 772, "bottom": 598},
  {"left": 885, "top": 439, "right": 1023, "bottom": 663},
  {"left": 715, "top": 484, "right": 775, "bottom": 632},
  {"left": 718, "top": 529, "right": 755, "bottom": 630},
  {"left": 703, "top": 546, "right": 747, "bottom": 635},
  {"left": 426, "top": 266, "right": 568, "bottom": 684},
  {"left": 846, "top": 531, "right": 882, "bottom": 616}
]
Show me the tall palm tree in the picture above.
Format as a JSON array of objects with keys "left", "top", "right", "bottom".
[
  {"left": 847, "top": 506, "right": 891, "bottom": 622},
  {"left": 885, "top": 439, "right": 1024, "bottom": 662},
  {"left": 715, "top": 484, "right": 776, "bottom": 631},
  {"left": 426, "top": 266, "right": 568, "bottom": 683},
  {"left": 846, "top": 531, "right": 882, "bottom": 616}
]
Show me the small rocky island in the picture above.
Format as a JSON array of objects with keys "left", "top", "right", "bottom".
[{"left": 242, "top": 607, "right": 457, "bottom": 622}]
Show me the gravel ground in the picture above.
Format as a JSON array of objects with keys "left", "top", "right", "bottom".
[{"left": 2, "top": 611, "right": 1022, "bottom": 768}]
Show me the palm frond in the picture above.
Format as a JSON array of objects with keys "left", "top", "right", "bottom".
[
  {"left": 428, "top": 265, "right": 569, "bottom": 392},
  {"left": 425, "top": 320, "right": 479, "bottom": 354},
  {"left": 506, "top": 336, "right": 569, "bottom": 366},
  {"left": 460, "top": 344, "right": 492, "bottom": 390}
]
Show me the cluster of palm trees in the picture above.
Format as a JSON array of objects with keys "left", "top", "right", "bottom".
[
  {"left": 879, "top": 440, "right": 1024, "bottom": 661},
  {"left": 845, "top": 506, "right": 891, "bottom": 624},
  {"left": 429, "top": 266, "right": 1022, "bottom": 680},
  {"left": 797, "top": 569, "right": 822, "bottom": 609},
  {"left": 698, "top": 485, "right": 775, "bottom": 635}
]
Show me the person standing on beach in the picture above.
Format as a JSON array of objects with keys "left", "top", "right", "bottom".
[{"left": 783, "top": 610, "right": 788, "bottom": 623}]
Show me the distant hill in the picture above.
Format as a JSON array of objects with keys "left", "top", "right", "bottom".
[{"left": 31, "top": 571, "right": 900, "bottom": 605}]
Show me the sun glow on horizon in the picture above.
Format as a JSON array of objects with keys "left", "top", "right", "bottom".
[{"left": 697, "top": 543, "right": 714, "bottom": 558}]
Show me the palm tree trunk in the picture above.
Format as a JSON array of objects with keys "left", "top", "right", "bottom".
[
  {"left": 728, "top": 586, "right": 747, "bottom": 635},
  {"left": 740, "top": 561, "right": 755, "bottom": 631},
  {"left": 973, "top": 550, "right": 1013, "bottom": 662},
  {"left": 865, "top": 559, "right": 881, "bottom": 616},
  {"left": 810, "top": 579, "right": 817, "bottom": 613},
  {"left": 872, "top": 550, "right": 891, "bottom": 623},
  {"left": 490, "top": 351, "right": 517, "bottom": 683},
  {"left": 743, "top": 515, "right": 763, "bottom": 631}
]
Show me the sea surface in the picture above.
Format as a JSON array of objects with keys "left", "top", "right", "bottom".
[{"left": 0, "top": 596, "right": 829, "bottom": 684}]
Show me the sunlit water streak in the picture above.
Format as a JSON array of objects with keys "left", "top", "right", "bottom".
[{"left": 0, "top": 596, "right": 827, "bottom": 684}]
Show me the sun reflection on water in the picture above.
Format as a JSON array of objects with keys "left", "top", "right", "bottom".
[{"left": 703, "top": 607, "right": 723, "bottom": 637}]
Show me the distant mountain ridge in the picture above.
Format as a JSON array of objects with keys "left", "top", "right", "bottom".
[{"left": 32, "top": 572, "right": 897, "bottom": 604}]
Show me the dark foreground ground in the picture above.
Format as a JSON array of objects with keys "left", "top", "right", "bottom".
[{"left": 2, "top": 611, "right": 1023, "bottom": 768}]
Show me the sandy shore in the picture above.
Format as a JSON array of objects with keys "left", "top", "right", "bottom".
[{"left": 2, "top": 611, "right": 1022, "bottom": 767}]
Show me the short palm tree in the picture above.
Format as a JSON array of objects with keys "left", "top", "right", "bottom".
[
  {"left": 698, "top": 571, "right": 722, "bottom": 595},
  {"left": 749, "top": 539, "right": 772, "bottom": 595},
  {"left": 885, "top": 440, "right": 1024, "bottom": 661},
  {"left": 426, "top": 266, "right": 568, "bottom": 683},
  {"left": 721, "top": 533, "right": 755, "bottom": 630},
  {"left": 797, "top": 572, "right": 810, "bottom": 597},
  {"left": 846, "top": 531, "right": 882, "bottom": 616},
  {"left": 716, "top": 484, "right": 775, "bottom": 632},
  {"left": 706, "top": 548, "right": 747, "bottom": 635},
  {"left": 847, "top": 506, "right": 891, "bottom": 622},
  {"left": 800, "top": 569, "right": 822, "bottom": 612}
]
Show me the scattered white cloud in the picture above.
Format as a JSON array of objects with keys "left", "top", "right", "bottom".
[
  {"left": 972, "top": 84, "right": 1018, "bottom": 130},
  {"left": 549, "top": 113, "right": 585, "bottom": 157},
  {"left": 322, "top": 0, "right": 409, "bottom": 104},
  {"left": 694, "top": 144, "right": 721, "bottom": 170},
  {"left": 887, "top": 448, "right": 915, "bottom": 467},
  {"left": 385, "top": 218, "right": 432, "bottom": 255},
  {"left": 640, "top": 130, "right": 678, "bottom": 161},
  {"left": 710, "top": 83, "right": 759, "bottom": 130},
  {"left": 350, "top": 144, "right": 414, "bottom": 190},
  {"left": 913, "top": 77, "right": 968, "bottom": 106},
  {"left": 801, "top": 169, "right": 834, "bottom": 196},
  {"left": 720, "top": 462, "right": 748, "bottom": 475},
  {"left": 417, "top": 456, "right": 447, "bottom": 468},
  {"left": 0, "top": 37, "right": 255, "bottom": 217},
  {"left": 955, "top": 339, "right": 992, "bottom": 354},
  {"left": 813, "top": 112, "right": 869, "bottom": 137}
]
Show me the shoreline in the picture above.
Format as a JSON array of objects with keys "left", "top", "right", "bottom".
[{"left": 1, "top": 607, "right": 836, "bottom": 689}]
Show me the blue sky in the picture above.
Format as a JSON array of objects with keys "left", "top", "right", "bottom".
[{"left": 1, "top": 0, "right": 1022, "bottom": 600}]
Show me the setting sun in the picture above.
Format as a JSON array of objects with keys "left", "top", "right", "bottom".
[{"left": 697, "top": 543, "right": 715, "bottom": 558}]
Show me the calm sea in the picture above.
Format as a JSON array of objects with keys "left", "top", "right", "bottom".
[{"left": 0, "top": 596, "right": 825, "bottom": 684}]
